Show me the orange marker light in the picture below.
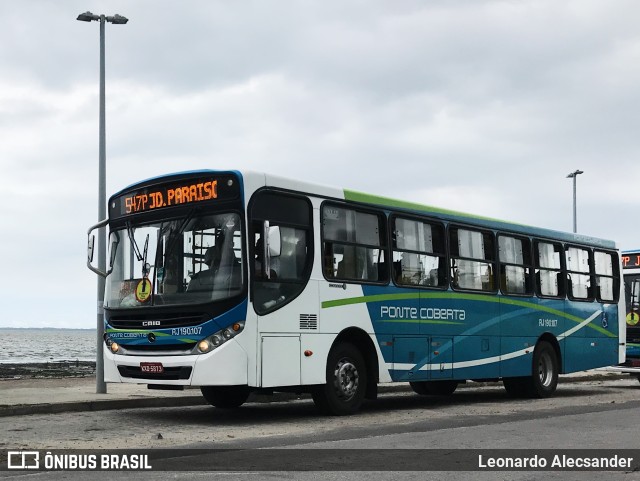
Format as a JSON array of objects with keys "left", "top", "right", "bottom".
[{"left": 304, "top": 350, "right": 313, "bottom": 357}]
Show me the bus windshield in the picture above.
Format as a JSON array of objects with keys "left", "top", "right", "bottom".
[
  {"left": 105, "top": 212, "right": 244, "bottom": 309},
  {"left": 625, "top": 274, "right": 640, "bottom": 318}
]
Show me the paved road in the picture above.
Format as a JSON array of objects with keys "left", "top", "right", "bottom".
[{"left": 2, "top": 377, "right": 640, "bottom": 480}]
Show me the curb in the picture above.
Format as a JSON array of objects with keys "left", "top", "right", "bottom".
[
  {"left": 0, "top": 373, "right": 633, "bottom": 418},
  {"left": 0, "top": 395, "right": 206, "bottom": 418}
]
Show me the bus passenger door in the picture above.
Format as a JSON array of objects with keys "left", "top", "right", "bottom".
[{"left": 249, "top": 191, "right": 315, "bottom": 388}]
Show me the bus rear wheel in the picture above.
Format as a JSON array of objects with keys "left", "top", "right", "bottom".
[
  {"left": 410, "top": 380, "right": 458, "bottom": 396},
  {"left": 200, "top": 385, "right": 250, "bottom": 409},
  {"left": 504, "top": 342, "right": 559, "bottom": 398},
  {"left": 312, "top": 342, "right": 367, "bottom": 416},
  {"left": 528, "top": 341, "right": 559, "bottom": 398}
]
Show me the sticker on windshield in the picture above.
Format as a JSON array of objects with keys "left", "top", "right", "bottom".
[{"left": 135, "top": 278, "right": 153, "bottom": 303}]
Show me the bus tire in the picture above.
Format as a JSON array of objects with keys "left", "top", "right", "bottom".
[
  {"left": 200, "top": 385, "right": 250, "bottom": 409},
  {"left": 312, "top": 342, "right": 367, "bottom": 416},
  {"left": 410, "top": 380, "right": 458, "bottom": 396},
  {"left": 524, "top": 341, "right": 559, "bottom": 398}
]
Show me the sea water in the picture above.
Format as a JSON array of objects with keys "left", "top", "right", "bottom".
[{"left": 0, "top": 328, "right": 96, "bottom": 363}]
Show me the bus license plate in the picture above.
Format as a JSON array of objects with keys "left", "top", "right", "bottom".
[{"left": 140, "top": 362, "right": 164, "bottom": 374}]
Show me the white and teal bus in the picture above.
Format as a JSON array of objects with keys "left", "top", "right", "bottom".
[{"left": 87, "top": 170, "right": 624, "bottom": 415}]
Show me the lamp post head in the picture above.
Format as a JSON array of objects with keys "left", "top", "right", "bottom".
[
  {"left": 566, "top": 169, "right": 584, "bottom": 179},
  {"left": 77, "top": 11, "right": 100, "bottom": 22},
  {"left": 107, "top": 14, "right": 129, "bottom": 25},
  {"left": 77, "top": 12, "right": 128, "bottom": 24}
]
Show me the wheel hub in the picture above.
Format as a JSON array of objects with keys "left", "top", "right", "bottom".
[
  {"left": 333, "top": 358, "right": 359, "bottom": 400},
  {"left": 538, "top": 351, "right": 553, "bottom": 388}
]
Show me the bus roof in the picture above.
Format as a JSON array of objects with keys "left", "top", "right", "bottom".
[{"left": 111, "top": 169, "right": 618, "bottom": 250}]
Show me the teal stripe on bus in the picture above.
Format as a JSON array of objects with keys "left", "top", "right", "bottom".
[{"left": 321, "top": 292, "right": 615, "bottom": 337}]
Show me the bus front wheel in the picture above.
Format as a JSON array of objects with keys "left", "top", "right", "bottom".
[
  {"left": 200, "top": 385, "right": 250, "bottom": 409},
  {"left": 312, "top": 342, "right": 367, "bottom": 415}
]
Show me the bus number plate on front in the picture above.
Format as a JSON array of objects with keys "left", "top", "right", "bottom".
[{"left": 140, "top": 362, "right": 164, "bottom": 374}]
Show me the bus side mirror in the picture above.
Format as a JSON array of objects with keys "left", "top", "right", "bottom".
[{"left": 87, "top": 218, "right": 110, "bottom": 278}]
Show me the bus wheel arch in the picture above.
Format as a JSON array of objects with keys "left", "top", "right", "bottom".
[
  {"left": 312, "top": 328, "right": 377, "bottom": 415},
  {"left": 333, "top": 327, "right": 379, "bottom": 400},
  {"left": 526, "top": 337, "right": 560, "bottom": 398},
  {"left": 529, "top": 340, "right": 560, "bottom": 398},
  {"left": 503, "top": 335, "right": 561, "bottom": 399},
  {"left": 537, "top": 333, "right": 562, "bottom": 374}
]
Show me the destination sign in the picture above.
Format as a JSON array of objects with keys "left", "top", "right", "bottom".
[
  {"left": 110, "top": 175, "right": 240, "bottom": 218},
  {"left": 622, "top": 252, "right": 640, "bottom": 269}
]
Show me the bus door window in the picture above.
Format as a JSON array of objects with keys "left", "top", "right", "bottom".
[{"left": 249, "top": 192, "right": 313, "bottom": 314}]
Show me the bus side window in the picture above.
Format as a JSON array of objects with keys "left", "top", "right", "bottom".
[
  {"left": 594, "top": 250, "right": 620, "bottom": 303},
  {"left": 449, "top": 227, "right": 496, "bottom": 292},
  {"left": 391, "top": 216, "right": 446, "bottom": 288},
  {"left": 565, "top": 246, "right": 593, "bottom": 301},
  {"left": 498, "top": 234, "right": 533, "bottom": 296},
  {"left": 322, "top": 204, "right": 388, "bottom": 284},
  {"left": 535, "top": 241, "right": 565, "bottom": 298}
]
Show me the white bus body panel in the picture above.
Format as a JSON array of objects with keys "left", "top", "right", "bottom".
[
  {"left": 261, "top": 335, "right": 301, "bottom": 387},
  {"left": 257, "top": 280, "right": 322, "bottom": 386}
]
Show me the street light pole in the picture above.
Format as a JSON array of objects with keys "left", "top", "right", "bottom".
[
  {"left": 77, "top": 11, "right": 128, "bottom": 394},
  {"left": 566, "top": 169, "right": 584, "bottom": 233}
]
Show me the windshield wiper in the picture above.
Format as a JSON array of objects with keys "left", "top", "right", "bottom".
[{"left": 126, "top": 222, "right": 150, "bottom": 276}]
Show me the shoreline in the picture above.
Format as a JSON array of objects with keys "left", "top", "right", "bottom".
[{"left": 0, "top": 361, "right": 96, "bottom": 380}]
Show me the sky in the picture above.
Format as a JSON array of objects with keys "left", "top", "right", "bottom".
[{"left": 0, "top": 0, "right": 638, "bottom": 328}]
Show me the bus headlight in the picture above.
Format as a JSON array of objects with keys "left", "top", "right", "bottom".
[
  {"left": 110, "top": 342, "right": 120, "bottom": 354},
  {"left": 195, "top": 321, "right": 244, "bottom": 355}
]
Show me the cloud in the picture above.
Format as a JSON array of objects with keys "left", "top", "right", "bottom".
[{"left": 0, "top": 0, "right": 639, "bottom": 327}]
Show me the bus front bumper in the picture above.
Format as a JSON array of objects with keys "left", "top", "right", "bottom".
[{"left": 103, "top": 339, "right": 248, "bottom": 386}]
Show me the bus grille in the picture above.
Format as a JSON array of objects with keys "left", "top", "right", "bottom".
[
  {"left": 117, "top": 365, "right": 192, "bottom": 381},
  {"left": 123, "top": 343, "right": 196, "bottom": 354},
  {"left": 300, "top": 314, "right": 318, "bottom": 330},
  {"left": 109, "top": 314, "right": 207, "bottom": 329}
]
